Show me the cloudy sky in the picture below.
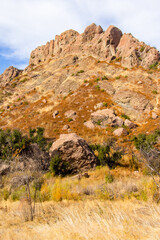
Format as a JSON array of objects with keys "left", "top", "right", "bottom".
[{"left": 0, "top": 0, "right": 159, "bottom": 74}]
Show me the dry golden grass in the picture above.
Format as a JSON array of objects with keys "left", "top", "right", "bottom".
[{"left": 0, "top": 199, "right": 160, "bottom": 240}]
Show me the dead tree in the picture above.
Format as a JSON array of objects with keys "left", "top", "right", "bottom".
[{"left": 140, "top": 147, "right": 160, "bottom": 203}]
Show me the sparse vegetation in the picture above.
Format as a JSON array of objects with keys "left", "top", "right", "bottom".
[
  {"left": 95, "top": 85, "right": 100, "bottom": 90},
  {"left": 89, "top": 143, "right": 122, "bottom": 168},
  {"left": 50, "top": 155, "right": 69, "bottom": 177},
  {"left": 149, "top": 61, "right": 158, "bottom": 69},
  {"left": 68, "top": 118, "right": 73, "bottom": 122},
  {"left": 20, "top": 78, "right": 28, "bottom": 83},
  {"left": 121, "top": 113, "right": 130, "bottom": 120},
  {"left": 152, "top": 90, "right": 158, "bottom": 94},
  {"left": 140, "top": 46, "right": 145, "bottom": 52},
  {"left": 102, "top": 76, "right": 108, "bottom": 80}
]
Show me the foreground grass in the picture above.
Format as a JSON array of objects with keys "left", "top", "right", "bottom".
[
  {"left": 1, "top": 167, "right": 160, "bottom": 239},
  {"left": 0, "top": 199, "right": 160, "bottom": 240}
]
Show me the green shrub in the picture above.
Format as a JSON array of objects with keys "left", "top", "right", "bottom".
[
  {"left": 140, "top": 46, "right": 145, "bottom": 52},
  {"left": 29, "top": 127, "right": 47, "bottom": 151},
  {"left": 121, "top": 113, "right": 130, "bottom": 120},
  {"left": 94, "top": 78, "right": 100, "bottom": 82},
  {"left": 50, "top": 155, "right": 69, "bottom": 176},
  {"left": 149, "top": 62, "right": 158, "bottom": 69},
  {"left": 132, "top": 129, "right": 160, "bottom": 151},
  {"left": 89, "top": 144, "right": 122, "bottom": 168},
  {"left": 20, "top": 78, "right": 28, "bottom": 83},
  {"left": 77, "top": 70, "right": 84, "bottom": 74},
  {"left": 152, "top": 90, "right": 158, "bottom": 94},
  {"left": 10, "top": 186, "right": 26, "bottom": 201},
  {"left": 1, "top": 188, "right": 10, "bottom": 201},
  {"left": 105, "top": 173, "right": 114, "bottom": 183},
  {"left": 103, "top": 102, "right": 108, "bottom": 107},
  {"left": 95, "top": 85, "right": 100, "bottom": 90},
  {"left": 102, "top": 76, "right": 108, "bottom": 80},
  {"left": 96, "top": 120, "right": 101, "bottom": 126},
  {"left": 68, "top": 118, "right": 73, "bottom": 122}
]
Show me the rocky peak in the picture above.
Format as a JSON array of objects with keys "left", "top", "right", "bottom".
[
  {"left": 116, "top": 33, "right": 160, "bottom": 68},
  {"left": 82, "top": 23, "right": 103, "bottom": 42},
  {"left": 104, "top": 25, "right": 122, "bottom": 47},
  {"left": 28, "top": 24, "right": 160, "bottom": 69},
  {"left": 0, "top": 66, "right": 21, "bottom": 87}
]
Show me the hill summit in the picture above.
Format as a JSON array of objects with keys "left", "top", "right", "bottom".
[{"left": 0, "top": 23, "right": 159, "bottom": 141}]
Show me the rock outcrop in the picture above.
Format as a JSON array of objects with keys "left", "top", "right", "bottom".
[
  {"left": 91, "top": 109, "right": 116, "bottom": 126},
  {"left": 113, "top": 90, "right": 153, "bottom": 120},
  {"left": 29, "top": 23, "right": 159, "bottom": 69},
  {"left": 49, "top": 133, "right": 97, "bottom": 174},
  {"left": 0, "top": 66, "right": 21, "bottom": 86}
]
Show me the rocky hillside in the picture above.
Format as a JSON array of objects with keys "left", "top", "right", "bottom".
[{"left": 0, "top": 23, "right": 159, "bottom": 143}]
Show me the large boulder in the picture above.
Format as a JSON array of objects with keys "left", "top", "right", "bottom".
[{"left": 49, "top": 133, "right": 97, "bottom": 174}]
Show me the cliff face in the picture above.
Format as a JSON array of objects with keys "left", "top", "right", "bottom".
[{"left": 29, "top": 23, "right": 160, "bottom": 69}]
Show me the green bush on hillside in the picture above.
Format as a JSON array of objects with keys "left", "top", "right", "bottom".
[
  {"left": 50, "top": 155, "right": 69, "bottom": 177},
  {"left": 132, "top": 129, "right": 160, "bottom": 151},
  {"left": 89, "top": 144, "right": 122, "bottom": 168}
]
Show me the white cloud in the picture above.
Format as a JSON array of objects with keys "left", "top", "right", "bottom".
[{"left": 0, "top": 0, "right": 159, "bottom": 67}]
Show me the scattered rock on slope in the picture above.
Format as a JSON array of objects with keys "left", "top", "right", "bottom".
[
  {"left": 91, "top": 109, "right": 115, "bottom": 126},
  {"left": 49, "top": 133, "right": 97, "bottom": 174},
  {"left": 113, "top": 128, "right": 128, "bottom": 136},
  {"left": 64, "top": 110, "right": 77, "bottom": 120}
]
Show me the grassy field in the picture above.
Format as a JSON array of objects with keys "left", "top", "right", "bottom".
[
  {"left": 0, "top": 167, "right": 160, "bottom": 240},
  {"left": 0, "top": 199, "right": 160, "bottom": 240}
]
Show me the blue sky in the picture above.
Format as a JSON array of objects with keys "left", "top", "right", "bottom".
[{"left": 0, "top": 0, "right": 160, "bottom": 74}]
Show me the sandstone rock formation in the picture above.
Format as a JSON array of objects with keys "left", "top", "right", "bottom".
[
  {"left": 0, "top": 66, "right": 21, "bottom": 86},
  {"left": 113, "top": 90, "right": 153, "bottom": 120},
  {"left": 29, "top": 24, "right": 159, "bottom": 69},
  {"left": 49, "top": 133, "right": 97, "bottom": 174}
]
